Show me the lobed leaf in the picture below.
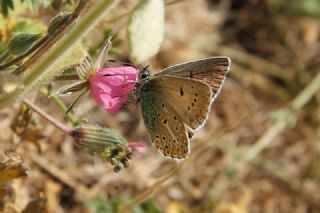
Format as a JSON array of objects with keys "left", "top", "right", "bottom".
[{"left": 128, "top": 0, "right": 165, "bottom": 63}]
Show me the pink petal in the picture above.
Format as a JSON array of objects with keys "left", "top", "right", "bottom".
[
  {"left": 129, "top": 141, "right": 148, "bottom": 157},
  {"left": 89, "top": 66, "right": 138, "bottom": 114}
]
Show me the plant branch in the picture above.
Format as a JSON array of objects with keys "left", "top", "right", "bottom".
[
  {"left": 12, "top": 0, "right": 88, "bottom": 76},
  {"left": 290, "top": 71, "right": 320, "bottom": 110},
  {"left": 0, "top": 51, "right": 11, "bottom": 65},
  {"left": 0, "top": 35, "right": 49, "bottom": 71},
  {"left": 23, "top": 99, "right": 72, "bottom": 134},
  {"left": 239, "top": 71, "right": 320, "bottom": 167},
  {"left": 207, "top": 71, "right": 320, "bottom": 206},
  {"left": 120, "top": 71, "right": 320, "bottom": 212},
  {"left": 0, "top": 0, "right": 118, "bottom": 110}
]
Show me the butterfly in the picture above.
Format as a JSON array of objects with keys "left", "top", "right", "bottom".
[{"left": 135, "top": 57, "right": 231, "bottom": 159}]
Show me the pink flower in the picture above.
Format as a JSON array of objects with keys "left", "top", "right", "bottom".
[
  {"left": 128, "top": 141, "right": 148, "bottom": 157},
  {"left": 89, "top": 66, "right": 138, "bottom": 114}
]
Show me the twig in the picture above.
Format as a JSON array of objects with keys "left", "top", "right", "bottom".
[
  {"left": 28, "top": 151, "right": 91, "bottom": 201},
  {"left": 290, "top": 71, "right": 320, "bottom": 110},
  {"left": 0, "top": 0, "right": 118, "bottom": 110},
  {"left": 207, "top": 44, "right": 291, "bottom": 81},
  {"left": 232, "top": 64, "right": 289, "bottom": 100},
  {"left": 12, "top": 1, "right": 87, "bottom": 75},
  {"left": 167, "top": 34, "right": 290, "bottom": 81},
  {"left": 0, "top": 51, "right": 11, "bottom": 65},
  {"left": 106, "top": 0, "right": 186, "bottom": 23},
  {"left": 23, "top": 99, "right": 72, "bottom": 134},
  {"left": 49, "top": 94, "right": 79, "bottom": 126},
  {"left": 0, "top": 35, "right": 49, "bottom": 71},
  {"left": 119, "top": 160, "right": 187, "bottom": 213},
  {"left": 119, "top": 116, "right": 244, "bottom": 213},
  {"left": 165, "top": 0, "right": 186, "bottom": 6},
  {"left": 239, "top": 71, "right": 320, "bottom": 167},
  {"left": 253, "top": 158, "right": 320, "bottom": 208},
  {"left": 208, "top": 71, "right": 320, "bottom": 204},
  {"left": 119, "top": 69, "right": 319, "bottom": 210}
]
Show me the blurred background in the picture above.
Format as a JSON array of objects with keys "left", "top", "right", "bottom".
[{"left": 0, "top": 0, "right": 320, "bottom": 212}]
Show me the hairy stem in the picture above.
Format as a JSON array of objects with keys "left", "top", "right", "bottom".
[
  {"left": 23, "top": 99, "right": 72, "bottom": 134},
  {"left": 0, "top": 35, "right": 49, "bottom": 71},
  {"left": 0, "top": 0, "right": 117, "bottom": 110}
]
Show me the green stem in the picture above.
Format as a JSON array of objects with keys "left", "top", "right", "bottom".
[
  {"left": 0, "top": 35, "right": 49, "bottom": 71},
  {"left": 12, "top": 0, "right": 88, "bottom": 76},
  {"left": 0, "top": 0, "right": 117, "bottom": 110},
  {"left": 290, "top": 71, "right": 320, "bottom": 110},
  {"left": 23, "top": 99, "right": 72, "bottom": 134},
  {"left": 22, "top": 0, "right": 116, "bottom": 87},
  {"left": 240, "top": 71, "right": 320, "bottom": 166},
  {"left": 51, "top": 95, "right": 79, "bottom": 125},
  {"left": 0, "top": 51, "right": 11, "bottom": 65}
]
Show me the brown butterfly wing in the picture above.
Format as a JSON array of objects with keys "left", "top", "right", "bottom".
[
  {"left": 156, "top": 76, "right": 213, "bottom": 130},
  {"left": 139, "top": 83, "right": 189, "bottom": 159},
  {"left": 156, "top": 56, "right": 231, "bottom": 100},
  {"left": 140, "top": 75, "right": 213, "bottom": 132}
]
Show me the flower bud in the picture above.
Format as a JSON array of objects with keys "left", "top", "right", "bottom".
[
  {"left": 70, "top": 125, "right": 132, "bottom": 172},
  {"left": 48, "top": 12, "right": 72, "bottom": 35},
  {"left": 113, "top": 165, "right": 122, "bottom": 173},
  {"left": 8, "top": 33, "right": 42, "bottom": 55}
]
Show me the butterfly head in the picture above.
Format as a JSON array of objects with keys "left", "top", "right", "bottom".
[{"left": 138, "top": 65, "right": 151, "bottom": 81}]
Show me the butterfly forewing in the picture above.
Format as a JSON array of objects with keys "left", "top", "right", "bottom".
[{"left": 156, "top": 56, "right": 230, "bottom": 100}]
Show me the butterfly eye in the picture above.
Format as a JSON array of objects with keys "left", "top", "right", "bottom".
[{"left": 139, "top": 67, "right": 150, "bottom": 80}]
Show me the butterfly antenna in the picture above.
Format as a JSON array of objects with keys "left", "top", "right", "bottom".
[
  {"left": 108, "top": 59, "right": 138, "bottom": 68},
  {"left": 142, "top": 65, "right": 150, "bottom": 70}
]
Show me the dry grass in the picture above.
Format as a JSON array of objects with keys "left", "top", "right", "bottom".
[{"left": 1, "top": 0, "right": 320, "bottom": 212}]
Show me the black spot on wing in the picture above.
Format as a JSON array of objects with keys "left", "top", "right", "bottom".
[{"left": 180, "top": 87, "right": 184, "bottom": 96}]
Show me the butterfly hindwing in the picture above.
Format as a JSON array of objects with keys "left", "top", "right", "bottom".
[
  {"left": 140, "top": 88, "right": 189, "bottom": 158},
  {"left": 156, "top": 56, "right": 230, "bottom": 101}
]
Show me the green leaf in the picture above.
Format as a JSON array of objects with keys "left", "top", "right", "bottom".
[
  {"left": 1, "top": 0, "right": 14, "bottom": 17},
  {"left": 277, "top": 0, "right": 320, "bottom": 18},
  {"left": 128, "top": 0, "right": 165, "bottom": 63},
  {"left": 47, "top": 12, "right": 72, "bottom": 35},
  {"left": 8, "top": 33, "right": 42, "bottom": 55},
  {"left": 22, "top": 0, "right": 51, "bottom": 11},
  {"left": 1, "top": 0, "right": 53, "bottom": 16}
]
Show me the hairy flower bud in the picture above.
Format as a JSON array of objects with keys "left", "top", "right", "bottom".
[
  {"left": 8, "top": 33, "right": 42, "bottom": 55},
  {"left": 48, "top": 12, "right": 72, "bottom": 35},
  {"left": 70, "top": 125, "right": 132, "bottom": 172}
]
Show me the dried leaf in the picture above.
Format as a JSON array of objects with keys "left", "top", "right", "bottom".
[
  {"left": 10, "top": 104, "right": 46, "bottom": 151},
  {"left": 167, "top": 202, "right": 186, "bottom": 213},
  {"left": 128, "top": 0, "right": 165, "bottom": 63},
  {"left": 0, "top": 184, "right": 16, "bottom": 211},
  {"left": 11, "top": 104, "right": 32, "bottom": 135},
  {"left": 22, "top": 197, "right": 47, "bottom": 213},
  {"left": 0, "top": 152, "right": 28, "bottom": 184}
]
